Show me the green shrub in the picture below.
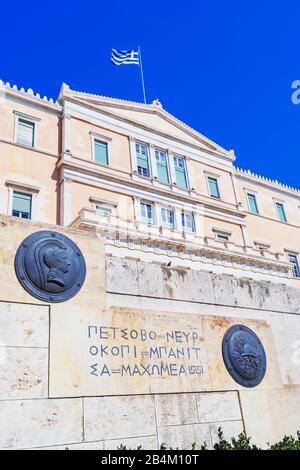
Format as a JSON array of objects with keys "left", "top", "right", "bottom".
[
  {"left": 268, "top": 431, "right": 300, "bottom": 450},
  {"left": 117, "top": 428, "right": 300, "bottom": 450},
  {"left": 214, "top": 428, "right": 260, "bottom": 450}
]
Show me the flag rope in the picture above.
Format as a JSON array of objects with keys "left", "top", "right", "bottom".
[{"left": 138, "top": 46, "right": 147, "bottom": 104}]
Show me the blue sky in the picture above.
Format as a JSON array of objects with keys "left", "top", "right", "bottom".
[{"left": 2, "top": 1, "right": 300, "bottom": 187}]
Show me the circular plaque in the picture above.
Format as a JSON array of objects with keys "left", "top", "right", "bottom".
[
  {"left": 15, "top": 230, "right": 86, "bottom": 303},
  {"left": 222, "top": 324, "right": 266, "bottom": 387}
]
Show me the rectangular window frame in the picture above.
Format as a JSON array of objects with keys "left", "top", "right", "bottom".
[
  {"left": 12, "top": 190, "right": 32, "bottom": 220},
  {"left": 6, "top": 180, "right": 40, "bottom": 221},
  {"left": 89, "top": 196, "right": 118, "bottom": 217},
  {"left": 161, "top": 206, "right": 175, "bottom": 229},
  {"left": 95, "top": 205, "right": 112, "bottom": 216},
  {"left": 140, "top": 200, "right": 155, "bottom": 225},
  {"left": 173, "top": 155, "right": 188, "bottom": 189},
  {"left": 246, "top": 190, "right": 260, "bottom": 214},
  {"left": 204, "top": 172, "right": 222, "bottom": 200},
  {"left": 288, "top": 253, "right": 300, "bottom": 278},
  {"left": 155, "top": 148, "right": 170, "bottom": 184},
  {"left": 90, "top": 132, "right": 111, "bottom": 166},
  {"left": 274, "top": 200, "right": 288, "bottom": 223},
  {"left": 216, "top": 233, "right": 229, "bottom": 242},
  {"left": 212, "top": 227, "right": 232, "bottom": 243},
  {"left": 207, "top": 176, "right": 221, "bottom": 199},
  {"left": 136, "top": 142, "right": 151, "bottom": 178},
  {"left": 181, "top": 210, "right": 196, "bottom": 233},
  {"left": 13, "top": 111, "right": 40, "bottom": 148}
]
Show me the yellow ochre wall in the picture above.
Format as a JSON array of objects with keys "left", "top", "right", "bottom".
[
  {"left": 1, "top": 84, "right": 300, "bottom": 285},
  {"left": 0, "top": 93, "right": 60, "bottom": 223}
]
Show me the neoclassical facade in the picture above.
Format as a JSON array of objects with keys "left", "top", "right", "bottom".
[{"left": 1, "top": 79, "right": 300, "bottom": 285}]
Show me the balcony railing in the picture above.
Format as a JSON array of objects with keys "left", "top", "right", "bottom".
[{"left": 70, "top": 207, "right": 291, "bottom": 275}]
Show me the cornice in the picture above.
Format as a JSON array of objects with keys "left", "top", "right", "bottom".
[
  {"left": 60, "top": 87, "right": 233, "bottom": 160},
  {"left": 57, "top": 157, "right": 246, "bottom": 223},
  {"left": 0, "top": 79, "right": 61, "bottom": 113},
  {"left": 235, "top": 167, "right": 300, "bottom": 199}
]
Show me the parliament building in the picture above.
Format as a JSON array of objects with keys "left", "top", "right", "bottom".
[
  {"left": 0, "top": 79, "right": 300, "bottom": 450},
  {"left": 1, "top": 79, "right": 300, "bottom": 285}
]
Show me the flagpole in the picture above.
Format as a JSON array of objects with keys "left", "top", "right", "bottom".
[{"left": 138, "top": 46, "right": 147, "bottom": 104}]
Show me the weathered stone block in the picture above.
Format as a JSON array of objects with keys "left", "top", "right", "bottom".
[
  {"left": 0, "top": 302, "right": 48, "bottom": 347},
  {"left": 239, "top": 387, "right": 300, "bottom": 448},
  {"left": 84, "top": 395, "right": 156, "bottom": 441},
  {"left": 267, "top": 283, "right": 290, "bottom": 313},
  {"left": 196, "top": 391, "right": 241, "bottom": 423},
  {"left": 0, "top": 347, "right": 48, "bottom": 399},
  {"left": 231, "top": 278, "right": 256, "bottom": 308},
  {"left": 137, "top": 261, "right": 164, "bottom": 297},
  {"left": 250, "top": 281, "right": 274, "bottom": 310},
  {"left": 211, "top": 274, "right": 235, "bottom": 306},
  {"left": 268, "top": 327, "right": 300, "bottom": 385},
  {"left": 157, "top": 423, "right": 212, "bottom": 450},
  {"left": 185, "top": 270, "right": 215, "bottom": 304},
  {"left": 0, "top": 398, "right": 83, "bottom": 449},
  {"left": 162, "top": 267, "right": 191, "bottom": 300},
  {"left": 155, "top": 393, "right": 198, "bottom": 426},
  {"left": 286, "top": 286, "right": 300, "bottom": 314},
  {"left": 106, "top": 257, "right": 139, "bottom": 295}
]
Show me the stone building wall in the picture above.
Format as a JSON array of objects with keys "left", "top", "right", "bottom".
[{"left": 0, "top": 215, "right": 299, "bottom": 449}]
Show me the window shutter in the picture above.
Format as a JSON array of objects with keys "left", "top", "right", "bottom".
[
  {"left": 208, "top": 177, "right": 220, "bottom": 198},
  {"left": 248, "top": 194, "right": 259, "bottom": 214},
  {"left": 157, "top": 160, "right": 169, "bottom": 183},
  {"left": 94, "top": 140, "right": 108, "bottom": 165},
  {"left": 175, "top": 166, "right": 187, "bottom": 188},
  {"left": 137, "top": 153, "right": 149, "bottom": 170},
  {"left": 276, "top": 203, "right": 287, "bottom": 222},
  {"left": 17, "top": 119, "right": 34, "bottom": 147},
  {"left": 174, "top": 157, "right": 187, "bottom": 188},
  {"left": 12, "top": 192, "right": 32, "bottom": 217}
]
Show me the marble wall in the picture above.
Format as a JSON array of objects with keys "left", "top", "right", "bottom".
[{"left": 0, "top": 215, "right": 299, "bottom": 449}]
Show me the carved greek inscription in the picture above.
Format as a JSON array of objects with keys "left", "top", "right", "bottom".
[{"left": 87, "top": 324, "right": 205, "bottom": 379}]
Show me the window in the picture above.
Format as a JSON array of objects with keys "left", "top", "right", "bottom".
[
  {"left": 181, "top": 211, "right": 195, "bottom": 232},
  {"left": 136, "top": 143, "right": 150, "bottom": 177},
  {"left": 17, "top": 119, "right": 35, "bottom": 147},
  {"left": 140, "top": 201, "right": 154, "bottom": 224},
  {"left": 208, "top": 177, "right": 220, "bottom": 198},
  {"left": 161, "top": 208, "right": 175, "bottom": 228},
  {"left": 288, "top": 254, "right": 300, "bottom": 278},
  {"left": 96, "top": 206, "right": 112, "bottom": 216},
  {"left": 12, "top": 191, "right": 32, "bottom": 219},
  {"left": 275, "top": 202, "right": 287, "bottom": 222},
  {"left": 247, "top": 193, "right": 259, "bottom": 214},
  {"left": 216, "top": 233, "right": 229, "bottom": 242},
  {"left": 94, "top": 140, "right": 108, "bottom": 165},
  {"left": 255, "top": 241, "right": 271, "bottom": 254},
  {"left": 155, "top": 149, "right": 169, "bottom": 183},
  {"left": 174, "top": 156, "right": 188, "bottom": 189}
]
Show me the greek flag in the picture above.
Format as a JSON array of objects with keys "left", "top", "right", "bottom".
[{"left": 111, "top": 49, "right": 140, "bottom": 66}]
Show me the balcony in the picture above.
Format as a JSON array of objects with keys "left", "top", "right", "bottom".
[{"left": 70, "top": 207, "right": 291, "bottom": 279}]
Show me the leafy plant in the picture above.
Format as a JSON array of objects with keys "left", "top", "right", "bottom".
[
  {"left": 214, "top": 428, "right": 260, "bottom": 450},
  {"left": 268, "top": 431, "right": 300, "bottom": 450},
  {"left": 116, "top": 428, "right": 300, "bottom": 450}
]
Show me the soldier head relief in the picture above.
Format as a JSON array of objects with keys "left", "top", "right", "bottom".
[{"left": 44, "top": 247, "right": 70, "bottom": 287}]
